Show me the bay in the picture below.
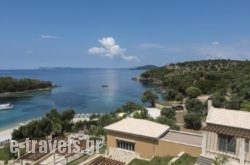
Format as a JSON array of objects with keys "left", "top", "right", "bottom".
[{"left": 0, "top": 68, "right": 150, "bottom": 130}]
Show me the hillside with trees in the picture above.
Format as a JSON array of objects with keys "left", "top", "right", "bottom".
[
  {"left": 0, "top": 77, "right": 53, "bottom": 94},
  {"left": 140, "top": 59, "right": 250, "bottom": 112},
  {"left": 139, "top": 59, "right": 250, "bottom": 130}
]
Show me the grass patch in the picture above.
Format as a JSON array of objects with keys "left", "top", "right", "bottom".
[
  {"left": 128, "top": 158, "right": 151, "bottom": 165},
  {"left": 173, "top": 154, "right": 197, "bottom": 165},
  {"left": 67, "top": 155, "right": 90, "bottom": 165},
  {"left": 128, "top": 156, "right": 173, "bottom": 165},
  {"left": 67, "top": 145, "right": 106, "bottom": 165},
  {"left": 157, "top": 101, "right": 179, "bottom": 106},
  {"left": 98, "top": 144, "right": 107, "bottom": 154},
  {"left": 151, "top": 156, "right": 173, "bottom": 165},
  {"left": 0, "top": 148, "right": 10, "bottom": 161}
]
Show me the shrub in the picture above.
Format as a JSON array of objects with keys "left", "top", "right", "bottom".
[
  {"left": 185, "top": 98, "right": 204, "bottom": 114},
  {"left": 185, "top": 86, "right": 201, "bottom": 98},
  {"left": 156, "top": 116, "right": 180, "bottom": 130},
  {"left": 184, "top": 113, "right": 202, "bottom": 130},
  {"left": 161, "top": 107, "right": 176, "bottom": 119}
]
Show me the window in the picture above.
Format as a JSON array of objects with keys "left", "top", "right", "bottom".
[
  {"left": 116, "top": 140, "right": 135, "bottom": 151},
  {"left": 218, "top": 134, "right": 236, "bottom": 153},
  {"left": 246, "top": 139, "right": 249, "bottom": 153}
]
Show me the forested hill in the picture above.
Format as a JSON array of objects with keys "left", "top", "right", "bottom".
[
  {"left": 0, "top": 77, "right": 53, "bottom": 94},
  {"left": 140, "top": 59, "right": 250, "bottom": 110}
]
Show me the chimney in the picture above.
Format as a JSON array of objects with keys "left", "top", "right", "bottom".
[{"left": 207, "top": 99, "right": 212, "bottom": 113}]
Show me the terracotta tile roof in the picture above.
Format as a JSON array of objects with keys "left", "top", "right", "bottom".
[
  {"left": 88, "top": 156, "right": 125, "bottom": 165},
  {"left": 204, "top": 124, "right": 250, "bottom": 138}
]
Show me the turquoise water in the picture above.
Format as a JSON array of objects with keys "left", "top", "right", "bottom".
[{"left": 0, "top": 69, "right": 150, "bottom": 130}]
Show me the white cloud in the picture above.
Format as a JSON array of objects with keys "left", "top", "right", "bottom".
[
  {"left": 88, "top": 47, "right": 106, "bottom": 54},
  {"left": 41, "top": 35, "right": 59, "bottom": 39},
  {"left": 88, "top": 37, "right": 138, "bottom": 61},
  {"left": 211, "top": 41, "right": 220, "bottom": 46}
]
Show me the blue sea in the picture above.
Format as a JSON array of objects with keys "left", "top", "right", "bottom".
[{"left": 0, "top": 69, "right": 151, "bottom": 130}]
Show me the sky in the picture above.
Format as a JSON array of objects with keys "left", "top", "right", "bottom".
[{"left": 1, "top": 0, "right": 250, "bottom": 69}]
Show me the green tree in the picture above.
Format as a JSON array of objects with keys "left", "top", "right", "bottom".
[
  {"left": 225, "top": 94, "right": 242, "bottom": 110},
  {"left": 241, "top": 100, "right": 250, "bottom": 111},
  {"left": 183, "top": 113, "right": 202, "bottom": 130},
  {"left": 141, "top": 90, "right": 159, "bottom": 107},
  {"left": 140, "top": 108, "right": 148, "bottom": 119},
  {"left": 11, "top": 129, "right": 23, "bottom": 140},
  {"left": 61, "top": 109, "right": 75, "bottom": 132},
  {"left": 165, "top": 89, "right": 178, "bottom": 101},
  {"left": 161, "top": 107, "right": 176, "bottom": 119},
  {"left": 116, "top": 101, "right": 144, "bottom": 114},
  {"left": 211, "top": 92, "right": 226, "bottom": 108},
  {"left": 185, "top": 98, "right": 204, "bottom": 114},
  {"left": 98, "top": 114, "right": 118, "bottom": 127},
  {"left": 156, "top": 116, "right": 180, "bottom": 130},
  {"left": 12, "top": 109, "right": 75, "bottom": 140},
  {"left": 176, "top": 93, "right": 184, "bottom": 102},
  {"left": 133, "top": 108, "right": 148, "bottom": 119},
  {"left": 35, "top": 117, "right": 53, "bottom": 137},
  {"left": 196, "top": 79, "right": 214, "bottom": 94},
  {"left": 46, "top": 109, "right": 62, "bottom": 136},
  {"left": 185, "top": 86, "right": 201, "bottom": 98}
]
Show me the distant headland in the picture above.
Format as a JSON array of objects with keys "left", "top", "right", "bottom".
[
  {"left": 130, "top": 65, "right": 158, "bottom": 70},
  {"left": 0, "top": 77, "right": 56, "bottom": 97}
]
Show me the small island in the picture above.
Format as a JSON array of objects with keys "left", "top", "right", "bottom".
[{"left": 0, "top": 77, "right": 55, "bottom": 97}]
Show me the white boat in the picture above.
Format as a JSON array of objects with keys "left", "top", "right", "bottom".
[{"left": 0, "top": 103, "right": 13, "bottom": 110}]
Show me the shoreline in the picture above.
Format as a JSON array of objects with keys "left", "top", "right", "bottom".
[{"left": 0, "top": 127, "right": 16, "bottom": 142}]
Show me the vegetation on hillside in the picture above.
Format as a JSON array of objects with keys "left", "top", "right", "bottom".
[
  {"left": 0, "top": 77, "right": 53, "bottom": 94},
  {"left": 140, "top": 59, "right": 250, "bottom": 130},
  {"left": 141, "top": 59, "right": 250, "bottom": 111}
]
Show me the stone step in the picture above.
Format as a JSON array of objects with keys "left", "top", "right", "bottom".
[{"left": 195, "top": 156, "right": 214, "bottom": 165}]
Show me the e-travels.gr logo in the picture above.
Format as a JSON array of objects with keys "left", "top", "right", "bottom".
[{"left": 10, "top": 136, "right": 104, "bottom": 155}]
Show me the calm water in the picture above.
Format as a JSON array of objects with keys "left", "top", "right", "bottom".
[{"left": 0, "top": 69, "right": 150, "bottom": 130}]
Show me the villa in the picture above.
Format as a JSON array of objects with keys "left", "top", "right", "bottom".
[
  {"left": 104, "top": 117, "right": 202, "bottom": 163},
  {"left": 196, "top": 100, "right": 250, "bottom": 165}
]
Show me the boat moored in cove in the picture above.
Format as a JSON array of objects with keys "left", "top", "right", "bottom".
[{"left": 0, "top": 103, "right": 13, "bottom": 110}]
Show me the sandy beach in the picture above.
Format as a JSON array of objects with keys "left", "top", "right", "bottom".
[{"left": 0, "top": 127, "right": 15, "bottom": 142}]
